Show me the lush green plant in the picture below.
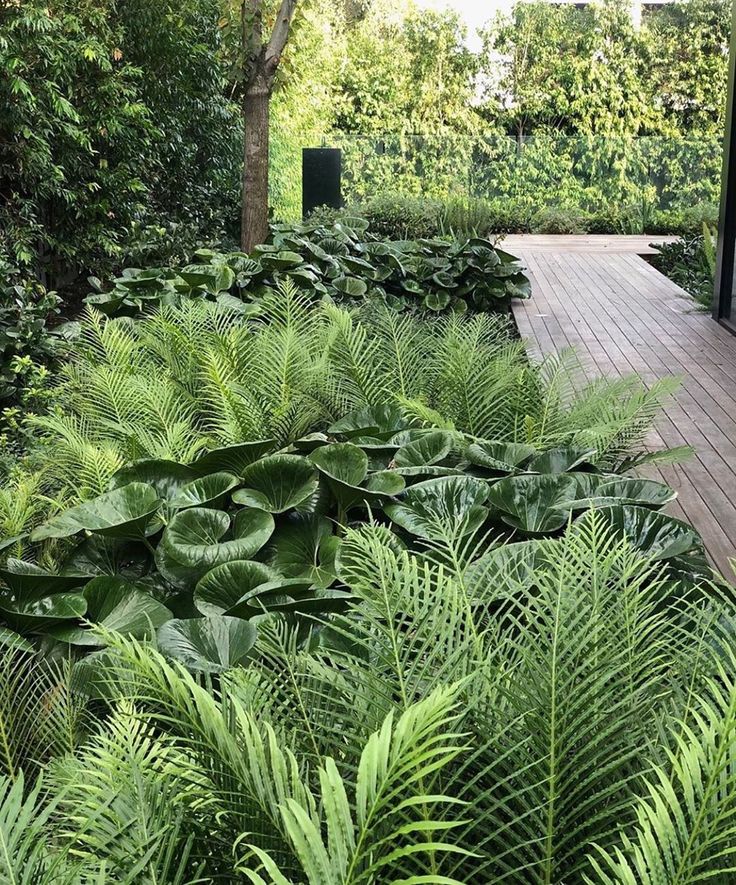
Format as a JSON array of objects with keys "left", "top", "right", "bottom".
[
  {"left": 651, "top": 227, "right": 717, "bottom": 307},
  {"left": 530, "top": 206, "right": 590, "bottom": 235},
  {"left": 20, "top": 293, "right": 684, "bottom": 517},
  {"left": 84, "top": 219, "right": 531, "bottom": 317},
  {"left": 0, "top": 0, "right": 239, "bottom": 288},
  {"left": 0, "top": 506, "right": 731, "bottom": 880},
  {"left": 0, "top": 262, "right": 67, "bottom": 465},
  {"left": 2, "top": 409, "right": 705, "bottom": 663}
]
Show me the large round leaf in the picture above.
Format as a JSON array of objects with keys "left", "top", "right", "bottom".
[
  {"left": 573, "top": 505, "right": 704, "bottom": 562},
  {"left": 0, "top": 593, "right": 87, "bottom": 632},
  {"left": 109, "top": 460, "right": 195, "bottom": 501},
  {"left": 591, "top": 477, "right": 676, "bottom": 508},
  {"left": 384, "top": 476, "right": 489, "bottom": 542},
  {"left": 466, "top": 441, "right": 537, "bottom": 474},
  {"left": 190, "top": 440, "right": 276, "bottom": 477},
  {"left": 328, "top": 404, "right": 409, "bottom": 440},
  {"left": 225, "top": 580, "right": 355, "bottom": 619},
  {"left": 157, "top": 616, "right": 257, "bottom": 673},
  {"left": 487, "top": 474, "right": 579, "bottom": 534},
  {"left": 31, "top": 483, "right": 161, "bottom": 542},
  {"left": 0, "top": 559, "right": 88, "bottom": 596},
  {"left": 156, "top": 507, "right": 275, "bottom": 588},
  {"left": 310, "top": 443, "right": 367, "bottom": 485},
  {"left": 194, "top": 560, "right": 279, "bottom": 616},
  {"left": 332, "top": 276, "right": 367, "bottom": 298},
  {"left": 267, "top": 515, "right": 340, "bottom": 588},
  {"left": 232, "top": 455, "right": 318, "bottom": 513},
  {"left": 170, "top": 472, "right": 240, "bottom": 510},
  {"left": 393, "top": 431, "right": 453, "bottom": 469},
  {"left": 49, "top": 576, "right": 172, "bottom": 647},
  {"left": 60, "top": 536, "right": 151, "bottom": 580}
]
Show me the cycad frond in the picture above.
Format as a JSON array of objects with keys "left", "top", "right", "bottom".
[
  {"left": 47, "top": 701, "right": 201, "bottom": 881},
  {"left": 587, "top": 645, "right": 736, "bottom": 884},
  {"left": 0, "top": 647, "right": 91, "bottom": 781},
  {"left": 242, "top": 685, "right": 468, "bottom": 885}
]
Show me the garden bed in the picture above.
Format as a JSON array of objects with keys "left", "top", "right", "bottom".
[{"left": 0, "top": 220, "right": 734, "bottom": 882}]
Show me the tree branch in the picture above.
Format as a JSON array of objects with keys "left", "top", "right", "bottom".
[
  {"left": 264, "top": 0, "right": 298, "bottom": 81},
  {"left": 242, "top": 0, "right": 264, "bottom": 88}
]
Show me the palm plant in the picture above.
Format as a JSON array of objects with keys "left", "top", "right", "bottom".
[{"left": 24, "top": 289, "right": 679, "bottom": 510}]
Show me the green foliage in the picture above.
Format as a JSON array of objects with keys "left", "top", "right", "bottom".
[
  {"left": 0, "top": 262, "right": 66, "bottom": 465},
  {"left": 0, "top": 505, "right": 728, "bottom": 880},
  {"left": 651, "top": 230, "right": 717, "bottom": 307},
  {"left": 0, "top": 0, "right": 238, "bottom": 287},
  {"left": 84, "top": 221, "right": 531, "bottom": 316},
  {"left": 1, "top": 403, "right": 700, "bottom": 661}
]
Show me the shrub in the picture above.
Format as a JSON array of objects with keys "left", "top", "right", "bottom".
[
  {"left": 3, "top": 400, "right": 704, "bottom": 659},
  {"left": 651, "top": 226, "right": 716, "bottom": 307},
  {"left": 530, "top": 206, "right": 590, "bottom": 234},
  {"left": 0, "top": 262, "right": 65, "bottom": 462},
  {"left": 85, "top": 219, "right": 532, "bottom": 317}
]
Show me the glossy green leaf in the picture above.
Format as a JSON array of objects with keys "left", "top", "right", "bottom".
[
  {"left": 527, "top": 447, "right": 597, "bottom": 474},
  {"left": 267, "top": 515, "right": 340, "bottom": 588},
  {"left": 487, "top": 474, "right": 580, "bottom": 534},
  {"left": 0, "top": 593, "right": 87, "bottom": 632},
  {"left": 189, "top": 440, "right": 276, "bottom": 477},
  {"left": 384, "top": 476, "right": 489, "bottom": 541},
  {"left": 232, "top": 455, "right": 318, "bottom": 513},
  {"left": 156, "top": 507, "right": 274, "bottom": 588},
  {"left": 328, "top": 404, "right": 409, "bottom": 439},
  {"left": 194, "top": 560, "right": 279, "bottom": 616},
  {"left": 226, "top": 580, "right": 355, "bottom": 619},
  {"left": 170, "top": 472, "right": 240, "bottom": 509},
  {"left": 157, "top": 616, "right": 257, "bottom": 673},
  {"left": 310, "top": 443, "right": 368, "bottom": 488},
  {"left": 49, "top": 576, "right": 172, "bottom": 646},
  {"left": 0, "top": 559, "right": 88, "bottom": 596},
  {"left": 364, "top": 471, "right": 405, "bottom": 496},
  {"left": 31, "top": 483, "right": 160, "bottom": 542},
  {"left": 573, "top": 505, "right": 704, "bottom": 561},
  {"left": 393, "top": 431, "right": 453, "bottom": 468},
  {"left": 466, "top": 441, "right": 537, "bottom": 473},
  {"left": 332, "top": 276, "right": 368, "bottom": 297},
  {"left": 424, "top": 291, "right": 450, "bottom": 311},
  {"left": 109, "top": 459, "right": 196, "bottom": 501}
]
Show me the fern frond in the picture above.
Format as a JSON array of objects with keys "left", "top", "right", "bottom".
[
  {"left": 241, "top": 685, "right": 469, "bottom": 885},
  {"left": 587, "top": 645, "right": 736, "bottom": 884}
]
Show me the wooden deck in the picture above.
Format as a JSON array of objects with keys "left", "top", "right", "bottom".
[
  {"left": 503, "top": 234, "right": 678, "bottom": 254},
  {"left": 510, "top": 240, "right": 736, "bottom": 578}
]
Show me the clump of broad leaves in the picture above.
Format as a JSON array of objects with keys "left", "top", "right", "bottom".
[
  {"left": 85, "top": 217, "right": 531, "bottom": 317},
  {"left": 0, "top": 406, "right": 708, "bottom": 672}
]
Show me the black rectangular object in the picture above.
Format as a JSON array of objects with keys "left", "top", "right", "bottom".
[{"left": 302, "top": 148, "right": 342, "bottom": 218}]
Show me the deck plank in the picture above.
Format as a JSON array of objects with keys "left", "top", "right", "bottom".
[{"left": 511, "top": 241, "right": 736, "bottom": 579}]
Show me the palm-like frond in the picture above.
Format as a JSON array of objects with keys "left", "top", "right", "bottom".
[
  {"left": 242, "top": 684, "right": 468, "bottom": 885},
  {"left": 0, "top": 647, "right": 90, "bottom": 781},
  {"left": 47, "top": 702, "right": 201, "bottom": 882},
  {"left": 587, "top": 644, "right": 736, "bottom": 884}
]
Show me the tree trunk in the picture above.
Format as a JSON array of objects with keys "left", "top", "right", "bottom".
[{"left": 241, "top": 77, "right": 271, "bottom": 252}]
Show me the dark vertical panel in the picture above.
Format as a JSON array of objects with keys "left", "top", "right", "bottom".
[
  {"left": 713, "top": 0, "right": 736, "bottom": 330},
  {"left": 302, "top": 148, "right": 342, "bottom": 218}
]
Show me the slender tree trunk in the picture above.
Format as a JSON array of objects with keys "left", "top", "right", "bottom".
[{"left": 241, "top": 76, "right": 271, "bottom": 252}]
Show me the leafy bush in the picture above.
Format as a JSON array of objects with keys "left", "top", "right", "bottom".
[
  {"left": 530, "top": 206, "right": 590, "bottom": 234},
  {"left": 85, "top": 219, "right": 531, "bottom": 317},
  {"left": 651, "top": 225, "right": 717, "bottom": 307},
  {"left": 0, "top": 505, "right": 731, "bottom": 879},
  {"left": 21, "top": 294, "right": 683, "bottom": 517},
  {"left": 4, "top": 408, "right": 706, "bottom": 663},
  {"left": 0, "top": 263, "right": 66, "bottom": 463}
]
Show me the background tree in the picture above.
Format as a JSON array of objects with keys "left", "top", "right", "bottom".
[{"left": 237, "top": 0, "right": 298, "bottom": 251}]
